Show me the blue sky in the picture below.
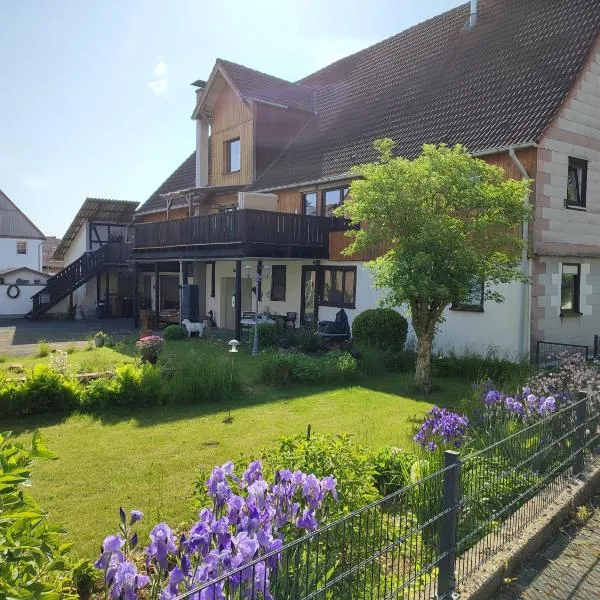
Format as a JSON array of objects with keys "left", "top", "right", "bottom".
[{"left": 0, "top": 0, "right": 463, "bottom": 237}]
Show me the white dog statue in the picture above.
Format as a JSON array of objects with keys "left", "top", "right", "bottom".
[{"left": 181, "top": 319, "right": 205, "bottom": 337}]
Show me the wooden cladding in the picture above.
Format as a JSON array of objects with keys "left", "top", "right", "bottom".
[
  {"left": 277, "top": 189, "right": 302, "bottom": 213},
  {"left": 482, "top": 147, "right": 537, "bottom": 181},
  {"left": 211, "top": 84, "right": 254, "bottom": 186},
  {"left": 134, "top": 209, "right": 331, "bottom": 251},
  {"left": 328, "top": 230, "right": 390, "bottom": 261}
]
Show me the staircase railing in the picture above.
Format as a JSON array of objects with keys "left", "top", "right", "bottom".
[{"left": 29, "top": 245, "right": 109, "bottom": 317}]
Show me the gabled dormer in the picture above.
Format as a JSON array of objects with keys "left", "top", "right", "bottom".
[{"left": 192, "top": 59, "right": 316, "bottom": 188}]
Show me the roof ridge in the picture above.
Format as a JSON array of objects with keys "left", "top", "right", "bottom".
[{"left": 216, "top": 58, "right": 312, "bottom": 89}]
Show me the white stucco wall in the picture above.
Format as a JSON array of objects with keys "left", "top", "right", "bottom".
[
  {"left": 0, "top": 283, "right": 45, "bottom": 316},
  {"left": 0, "top": 237, "right": 43, "bottom": 272},
  {"left": 198, "top": 258, "right": 523, "bottom": 357},
  {"left": 319, "top": 262, "right": 524, "bottom": 359}
]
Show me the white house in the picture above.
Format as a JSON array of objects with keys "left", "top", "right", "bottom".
[{"left": 0, "top": 189, "right": 46, "bottom": 316}]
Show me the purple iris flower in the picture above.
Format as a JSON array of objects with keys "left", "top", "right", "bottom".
[
  {"left": 111, "top": 561, "right": 149, "bottom": 600},
  {"left": 320, "top": 476, "right": 338, "bottom": 501},
  {"left": 102, "top": 534, "right": 125, "bottom": 554},
  {"left": 242, "top": 461, "right": 263, "bottom": 486},
  {"left": 484, "top": 390, "right": 501, "bottom": 405},
  {"left": 297, "top": 509, "right": 318, "bottom": 531},
  {"left": 147, "top": 523, "right": 177, "bottom": 570},
  {"left": 130, "top": 510, "right": 144, "bottom": 525},
  {"left": 539, "top": 396, "right": 556, "bottom": 416}
]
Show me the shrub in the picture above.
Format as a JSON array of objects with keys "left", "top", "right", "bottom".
[
  {"left": 370, "top": 446, "right": 418, "bottom": 495},
  {"left": 0, "top": 431, "right": 81, "bottom": 598},
  {"left": 80, "top": 364, "right": 163, "bottom": 410},
  {"left": 0, "top": 365, "right": 80, "bottom": 418},
  {"left": 163, "top": 324, "right": 187, "bottom": 340},
  {"left": 135, "top": 335, "right": 165, "bottom": 364},
  {"left": 295, "top": 328, "right": 328, "bottom": 354},
  {"left": 249, "top": 322, "right": 284, "bottom": 348},
  {"left": 432, "top": 352, "right": 530, "bottom": 384},
  {"left": 352, "top": 308, "right": 408, "bottom": 352}
]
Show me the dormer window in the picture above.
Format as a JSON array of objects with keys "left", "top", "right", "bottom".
[
  {"left": 225, "top": 138, "right": 241, "bottom": 173},
  {"left": 566, "top": 157, "right": 587, "bottom": 209}
]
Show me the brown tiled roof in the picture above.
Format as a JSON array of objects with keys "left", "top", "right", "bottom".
[
  {"left": 138, "top": 152, "right": 197, "bottom": 214},
  {"left": 249, "top": 0, "right": 600, "bottom": 190},
  {"left": 217, "top": 59, "right": 315, "bottom": 113}
]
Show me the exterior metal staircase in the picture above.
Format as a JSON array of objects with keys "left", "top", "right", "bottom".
[{"left": 26, "top": 244, "right": 125, "bottom": 319}]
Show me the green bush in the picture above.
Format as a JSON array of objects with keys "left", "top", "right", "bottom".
[
  {"left": 352, "top": 308, "right": 408, "bottom": 352},
  {"left": 0, "top": 431, "right": 83, "bottom": 598},
  {"left": 80, "top": 364, "right": 163, "bottom": 410},
  {"left": 369, "top": 446, "right": 418, "bottom": 495},
  {"left": 163, "top": 324, "right": 187, "bottom": 340},
  {"left": 259, "top": 350, "right": 358, "bottom": 385},
  {"left": 355, "top": 345, "right": 417, "bottom": 375},
  {"left": 432, "top": 352, "right": 530, "bottom": 383},
  {"left": 249, "top": 322, "right": 284, "bottom": 348},
  {"left": 295, "top": 328, "right": 328, "bottom": 354},
  {"left": 0, "top": 365, "right": 80, "bottom": 418}
]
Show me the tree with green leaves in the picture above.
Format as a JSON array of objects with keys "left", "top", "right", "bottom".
[{"left": 340, "top": 141, "right": 531, "bottom": 392}]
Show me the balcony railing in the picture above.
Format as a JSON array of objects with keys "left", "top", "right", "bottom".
[{"left": 133, "top": 209, "right": 331, "bottom": 254}]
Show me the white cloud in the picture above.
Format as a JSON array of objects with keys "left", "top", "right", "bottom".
[
  {"left": 154, "top": 58, "right": 168, "bottom": 77},
  {"left": 148, "top": 57, "right": 168, "bottom": 96}
]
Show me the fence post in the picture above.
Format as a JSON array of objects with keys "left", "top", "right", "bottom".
[
  {"left": 437, "top": 450, "right": 460, "bottom": 599},
  {"left": 573, "top": 390, "right": 588, "bottom": 477}
]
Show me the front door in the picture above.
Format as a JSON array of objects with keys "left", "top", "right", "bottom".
[
  {"left": 222, "top": 277, "right": 253, "bottom": 330},
  {"left": 301, "top": 266, "right": 320, "bottom": 328}
]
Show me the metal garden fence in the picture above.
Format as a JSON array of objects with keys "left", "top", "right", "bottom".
[
  {"left": 176, "top": 391, "right": 600, "bottom": 600},
  {"left": 536, "top": 340, "right": 589, "bottom": 370}
]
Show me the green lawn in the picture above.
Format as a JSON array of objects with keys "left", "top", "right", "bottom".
[{"left": 2, "top": 339, "right": 468, "bottom": 558}]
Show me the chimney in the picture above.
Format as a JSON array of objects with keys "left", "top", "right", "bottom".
[
  {"left": 192, "top": 80, "right": 209, "bottom": 188},
  {"left": 469, "top": 0, "right": 478, "bottom": 28}
]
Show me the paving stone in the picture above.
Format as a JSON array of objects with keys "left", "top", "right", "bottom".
[{"left": 496, "top": 497, "right": 600, "bottom": 599}]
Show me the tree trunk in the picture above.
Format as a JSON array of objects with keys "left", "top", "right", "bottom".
[
  {"left": 410, "top": 298, "right": 447, "bottom": 394},
  {"left": 415, "top": 331, "right": 434, "bottom": 393}
]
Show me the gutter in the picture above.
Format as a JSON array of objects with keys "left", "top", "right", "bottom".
[{"left": 507, "top": 146, "right": 533, "bottom": 362}]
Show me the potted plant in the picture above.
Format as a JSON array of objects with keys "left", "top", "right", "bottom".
[
  {"left": 94, "top": 331, "right": 108, "bottom": 348},
  {"left": 135, "top": 335, "right": 165, "bottom": 364}
]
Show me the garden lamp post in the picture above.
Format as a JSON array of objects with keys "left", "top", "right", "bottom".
[
  {"left": 225, "top": 339, "right": 239, "bottom": 424},
  {"left": 250, "top": 263, "right": 270, "bottom": 356}
]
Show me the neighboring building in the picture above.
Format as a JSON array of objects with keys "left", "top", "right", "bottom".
[
  {"left": 127, "top": 0, "right": 600, "bottom": 359},
  {"left": 0, "top": 189, "right": 46, "bottom": 316},
  {"left": 41, "top": 236, "right": 63, "bottom": 275},
  {"left": 29, "top": 198, "right": 138, "bottom": 318}
]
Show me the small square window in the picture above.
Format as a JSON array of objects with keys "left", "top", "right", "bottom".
[
  {"left": 16, "top": 241, "right": 27, "bottom": 254},
  {"left": 225, "top": 138, "right": 241, "bottom": 173},
  {"left": 452, "top": 279, "right": 484, "bottom": 312},
  {"left": 566, "top": 157, "right": 588, "bottom": 208},
  {"left": 270, "top": 265, "right": 287, "bottom": 301},
  {"left": 303, "top": 192, "right": 318, "bottom": 216},
  {"left": 561, "top": 263, "right": 581, "bottom": 315}
]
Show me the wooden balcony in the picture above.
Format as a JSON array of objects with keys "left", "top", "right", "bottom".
[{"left": 131, "top": 209, "right": 332, "bottom": 260}]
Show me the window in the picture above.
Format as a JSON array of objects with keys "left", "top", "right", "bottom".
[
  {"left": 303, "top": 192, "right": 318, "bottom": 216},
  {"left": 321, "top": 266, "right": 356, "bottom": 308},
  {"left": 16, "top": 241, "right": 27, "bottom": 254},
  {"left": 225, "top": 138, "right": 241, "bottom": 173},
  {"left": 270, "top": 265, "right": 287, "bottom": 301},
  {"left": 322, "top": 186, "right": 350, "bottom": 217},
  {"left": 452, "top": 279, "right": 484, "bottom": 312},
  {"left": 561, "top": 263, "right": 581, "bottom": 315},
  {"left": 566, "top": 157, "right": 588, "bottom": 208}
]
